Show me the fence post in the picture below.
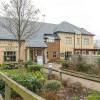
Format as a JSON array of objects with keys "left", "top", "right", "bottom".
[{"left": 5, "top": 84, "right": 11, "bottom": 100}]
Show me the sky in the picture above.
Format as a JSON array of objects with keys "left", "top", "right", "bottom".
[
  {"left": 0, "top": 0, "right": 100, "bottom": 40},
  {"left": 33, "top": 0, "right": 100, "bottom": 40}
]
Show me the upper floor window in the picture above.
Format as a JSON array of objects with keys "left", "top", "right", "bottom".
[
  {"left": 47, "top": 37, "right": 55, "bottom": 43},
  {"left": 83, "top": 38, "right": 89, "bottom": 45},
  {"left": 76, "top": 38, "right": 80, "bottom": 45},
  {"left": 65, "top": 37, "right": 72, "bottom": 44}
]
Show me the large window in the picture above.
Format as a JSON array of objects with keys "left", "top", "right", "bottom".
[
  {"left": 83, "top": 38, "right": 89, "bottom": 45},
  {"left": 65, "top": 37, "right": 72, "bottom": 44},
  {"left": 4, "top": 51, "right": 16, "bottom": 61},
  {"left": 76, "top": 38, "right": 80, "bottom": 45}
]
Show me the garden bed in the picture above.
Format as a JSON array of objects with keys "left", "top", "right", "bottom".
[{"left": 0, "top": 62, "right": 100, "bottom": 100}]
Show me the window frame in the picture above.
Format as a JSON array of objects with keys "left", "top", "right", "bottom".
[
  {"left": 65, "top": 37, "right": 72, "bottom": 44},
  {"left": 4, "top": 51, "right": 16, "bottom": 62},
  {"left": 76, "top": 38, "right": 80, "bottom": 45},
  {"left": 83, "top": 38, "right": 89, "bottom": 45}
]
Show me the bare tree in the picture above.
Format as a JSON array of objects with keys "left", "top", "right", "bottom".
[{"left": 0, "top": 0, "right": 41, "bottom": 64}]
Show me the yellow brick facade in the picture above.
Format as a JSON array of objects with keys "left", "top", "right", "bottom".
[
  {"left": 57, "top": 32, "right": 94, "bottom": 59},
  {"left": 0, "top": 40, "right": 26, "bottom": 64}
]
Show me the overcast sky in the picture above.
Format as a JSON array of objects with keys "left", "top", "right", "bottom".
[
  {"left": 0, "top": 0, "right": 100, "bottom": 40},
  {"left": 33, "top": 0, "right": 100, "bottom": 40}
]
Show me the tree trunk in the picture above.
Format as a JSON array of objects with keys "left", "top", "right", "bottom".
[{"left": 18, "top": 41, "right": 21, "bottom": 69}]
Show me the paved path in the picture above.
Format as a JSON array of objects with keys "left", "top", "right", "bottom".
[
  {"left": 0, "top": 94, "right": 3, "bottom": 100},
  {"left": 44, "top": 63, "right": 100, "bottom": 92}
]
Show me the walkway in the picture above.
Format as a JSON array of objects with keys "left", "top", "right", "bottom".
[{"left": 44, "top": 63, "right": 100, "bottom": 92}]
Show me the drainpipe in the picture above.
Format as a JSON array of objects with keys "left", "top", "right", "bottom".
[
  {"left": 81, "top": 34, "right": 82, "bottom": 55},
  {"left": 73, "top": 33, "right": 75, "bottom": 55}
]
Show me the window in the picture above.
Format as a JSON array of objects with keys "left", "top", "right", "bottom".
[
  {"left": 65, "top": 37, "right": 72, "bottom": 44},
  {"left": 76, "top": 38, "right": 80, "bottom": 45},
  {"left": 83, "top": 38, "right": 89, "bottom": 45},
  {"left": 53, "top": 52, "right": 56, "bottom": 58},
  {"left": 4, "top": 51, "right": 16, "bottom": 61},
  {"left": 65, "top": 52, "right": 72, "bottom": 60},
  {"left": 47, "top": 37, "right": 55, "bottom": 42},
  {"left": 60, "top": 53, "right": 64, "bottom": 57}
]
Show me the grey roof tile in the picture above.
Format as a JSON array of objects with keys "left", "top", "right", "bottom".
[{"left": 0, "top": 17, "right": 93, "bottom": 47}]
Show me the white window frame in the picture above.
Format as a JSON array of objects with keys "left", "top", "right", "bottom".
[
  {"left": 65, "top": 37, "right": 72, "bottom": 44},
  {"left": 83, "top": 38, "right": 89, "bottom": 45}
]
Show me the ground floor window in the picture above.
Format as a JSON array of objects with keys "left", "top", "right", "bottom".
[
  {"left": 53, "top": 52, "right": 57, "bottom": 58},
  {"left": 65, "top": 51, "right": 72, "bottom": 60},
  {"left": 4, "top": 51, "right": 16, "bottom": 61}
]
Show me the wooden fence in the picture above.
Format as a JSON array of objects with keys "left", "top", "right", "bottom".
[
  {"left": 0, "top": 72, "right": 45, "bottom": 100},
  {"left": 72, "top": 55, "right": 100, "bottom": 64}
]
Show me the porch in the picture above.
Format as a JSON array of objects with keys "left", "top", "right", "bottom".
[{"left": 26, "top": 47, "right": 47, "bottom": 64}]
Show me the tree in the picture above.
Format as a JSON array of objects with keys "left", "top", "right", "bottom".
[{"left": 0, "top": 0, "right": 41, "bottom": 65}]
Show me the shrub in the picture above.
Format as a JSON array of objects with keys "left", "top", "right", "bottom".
[
  {"left": 96, "top": 58, "right": 100, "bottom": 65},
  {"left": 76, "top": 62, "right": 91, "bottom": 72},
  {"left": 10, "top": 73, "right": 43, "bottom": 93},
  {"left": 32, "top": 71, "right": 46, "bottom": 83},
  {"left": 1, "top": 63, "right": 18, "bottom": 70},
  {"left": 1, "top": 63, "right": 12, "bottom": 70},
  {"left": 56, "top": 59, "right": 66, "bottom": 64},
  {"left": 44, "top": 80, "right": 61, "bottom": 92},
  {"left": 24, "top": 60, "right": 33, "bottom": 68},
  {"left": 40, "top": 91, "right": 59, "bottom": 100},
  {"left": 0, "top": 80, "right": 5, "bottom": 96},
  {"left": 85, "top": 91, "right": 100, "bottom": 100},
  {"left": 61, "top": 61, "right": 76, "bottom": 70},
  {"left": 61, "top": 61, "right": 71, "bottom": 69},
  {"left": 27, "top": 64, "right": 42, "bottom": 72},
  {"left": 48, "top": 73, "right": 60, "bottom": 80}
]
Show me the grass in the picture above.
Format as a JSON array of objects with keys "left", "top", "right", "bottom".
[{"left": 0, "top": 69, "right": 18, "bottom": 74}]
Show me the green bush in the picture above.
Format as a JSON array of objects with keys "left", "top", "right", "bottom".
[
  {"left": 32, "top": 71, "right": 46, "bottom": 83},
  {"left": 85, "top": 91, "right": 100, "bottom": 100},
  {"left": 62, "top": 62, "right": 69, "bottom": 69},
  {"left": 24, "top": 60, "right": 33, "bottom": 68},
  {"left": 10, "top": 73, "right": 43, "bottom": 93},
  {"left": 1, "top": 63, "right": 18, "bottom": 70},
  {"left": 0, "top": 74, "right": 43, "bottom": 97},
  {"left": 56, "top": 59, "right": 66, "bottom": 64},
  {"left": 1, "top": 63, "right": 12, "bottom": 69},
  {"left": 27, "top": 64, "right": 42, "bottom": 72},
  {"left": 76, "top": 62, "right": 91, "bottom": 72},
  {"left": 61, "top": 61, "right": 72, "bottom": 69},
  {"left": 44, "top": 80, "right": 61, "bottom": 92},
  {"left": 61, "top": 61, "right": 75, "bottom": 70},
  {"left": 0, "top": 80, "right": 5, "bottom": 96},
  {"left": 96, "top": 58, "right": 100, "bottom": 65}
]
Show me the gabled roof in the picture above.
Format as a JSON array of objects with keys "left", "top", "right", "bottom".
[
  {"left": 54, "top": 21, "right": 92, "bottom": 35},
  {"left": 0, "top": 17, "right": 94, "bottom": 47}
]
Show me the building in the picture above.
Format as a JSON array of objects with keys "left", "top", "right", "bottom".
[
  {"left": 43, "top": 22, "right": 95, "bottom": 61},
  {"left": 0, "top": 17, "right": 97, "bottom": 64}
]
